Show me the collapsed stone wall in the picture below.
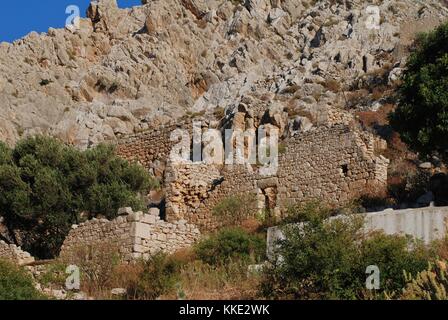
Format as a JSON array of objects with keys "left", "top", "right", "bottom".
[
  {"left": 116, "top": 121, "right": 389, "bottom": 231},
  {"left": 276, "top": 124, "right": 389, "bottom": 208},
  {"left": 0, "top": 240, "right": 35, "bottom": 266},
  {"left": 161, "top": 124, "right": 389, "bottom": 231},
  {"left": 115, "top": 122, "right": 184, "bottom": 178},
  {"left": 165, "top": 163, "right": 259, "bottom": 230},
  {"left": 60, "top": 208, "right": 200, "bottom": 261}
]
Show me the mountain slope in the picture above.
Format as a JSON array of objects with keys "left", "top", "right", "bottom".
[{"left": 0, "top": 0, "right": 447, "bottom": 148}]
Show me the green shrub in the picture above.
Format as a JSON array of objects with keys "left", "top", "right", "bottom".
[
  {"left": 126, "top": 253, "right": 181, "bottom": 300},
  {"left": 0, "top": 137, "right": 157, "bottom": 259},
  {"left": 283, "top": 201, "right": 332, "bottom": 224},
  {"left": 195, "top": 228, "right": 266, "bottom": 265},
  {"left": 212, "top": 194, "right": 257, "bottom": 226},
  {"left": 360, "top": 233, "right": 429, "bottom": 294},
  {"left": 389, "top": 22, "right": 448, "bottom": 162},
  {"left": 0, "top": 259, "right": 44, "bottom": 300},
  {"left": 260, "top": 206, "right": 430, "bottom": 300}
]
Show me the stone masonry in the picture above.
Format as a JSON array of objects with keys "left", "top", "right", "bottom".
[
  {"left": 119, "top": 123, "right": 389, "bottom": 231},
  {"left": 60, "top": 208, "right": 200, "bottom": 261},
  {"left": 276, "top": 124, "right": 389, "bottom": 207},
  {"left": 115, "top": 121, "right": 191, "bottom": 179},
  {"left": 0, "top": 240, "right": 35, "bottom": 266}
]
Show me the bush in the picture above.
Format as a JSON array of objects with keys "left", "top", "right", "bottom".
[
  {"left": 283, "top": 201, "right": 332, "bottom": 224},
  {"left": 0, "top": 137, "right": 157, "bottom": 258},
  {"left": 0, "top": 259, "right": 44, "bottom": 300},
  {"left": 194, "top": 227, "right": 266, "bottom": 265},
  {"left": 61, "top": 242, "right": 121, "bottom": 296},
  {"left": 389, "top": 22, "right": 448, "bottom": 162},
  {"left": 260, "top": 205, "right": 430, "bottom": 300},
  {"left": 261, "top": 213, "right": 364, "bottom": 299},
  {"left": 360, "top": 233, "right": 429, "bottom": 295},
  {"left": 212, "top": 194, "right": 257, "bottom": 226},
  {"left": 402, "top": 260, "right": 448, "bottom": 300},
  {"left": 126, "top": 253, "right": 181, "bottom": 300}
]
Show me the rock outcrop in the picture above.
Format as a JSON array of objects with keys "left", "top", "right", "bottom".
[
  {"left": 0, "top": 0, "right": 447, "bottom": 148},
  {"left": 0, "top": 240, "right": 35, "bottom": 266}
]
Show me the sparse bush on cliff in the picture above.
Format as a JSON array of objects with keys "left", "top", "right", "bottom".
[
  {"left": 0, "top": 259, "right": 44, "bottom": 300},
  {"left": 389, "top": 22, "right": 448, "bottom": 163},
  {"left": 0, "top": 137, "right": 156, "bottom": 259}
]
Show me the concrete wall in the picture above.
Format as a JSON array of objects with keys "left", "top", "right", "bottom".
[
  {"left": 60, "top": 208, "right": 200, "bottom": 261},
  {"left": 363, "top": 206, "right": 448, "bottom": 243},
  {"left": 267, "top": 206, "right": 448, "bottom": 259}
]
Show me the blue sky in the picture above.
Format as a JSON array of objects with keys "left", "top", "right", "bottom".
[{"left": 0, "top": 0, "right": 142, "bottom": 43}]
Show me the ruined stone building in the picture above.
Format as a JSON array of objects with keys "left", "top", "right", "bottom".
[{"left": 116, "top": 122, "right": 389, "bottom": 231}]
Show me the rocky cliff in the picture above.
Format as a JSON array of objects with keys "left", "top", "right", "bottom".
[{"left": 0, "top": 0, "right": 447, "bottom": 148}]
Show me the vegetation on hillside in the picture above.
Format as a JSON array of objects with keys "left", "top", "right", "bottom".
[
  {"left": 0, "top": 136, "right": 157, "bottom": 259},
  {"left": 36, "top": 208, "right": 448, "bottom": 300},
  {"left": 194, "top": 227, "right": 266, "bottom": 265},
  {"left": 402, "top": 260, "right": 448, "bottom": 300},
  {"left": 390, "top": 22, "right": 448, "bottom": 163},
  {"left": 0, "top": 259, "right": 44, "bottom": 300},
  {"left": 260, "top": 204, "right": 432, "bottom": 300}
]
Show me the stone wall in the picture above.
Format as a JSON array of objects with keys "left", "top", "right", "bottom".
[
  {"left": 164, "top": 124, "right": 389, "bottom": 231},
  {"left": 267, "top": 206, "right": 448, "bottom": 259},
  {"left": 116, "top": 123, "right": 389, "bottom": 232},
  {"left": 165, "top": 163, "right": 259, "bottom": 230},
  {"left": 0, "top": 240, "right": 35, "bottom": 266},
  {"left": 276, "top": 124, "right": 389, "bottom": 208},
  {"left": 115, "top": 121, "right": 190, "bottom": 178},
  {"left": 60, "top": 208, "right": 200, "bottom": 261}
]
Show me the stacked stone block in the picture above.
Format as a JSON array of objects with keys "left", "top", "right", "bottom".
[
  {"left": 116, "top": 123, "right": 389, "bottom": 232},
  {"left": 60, "top": 208, "right": 200, "bottom": 261}
]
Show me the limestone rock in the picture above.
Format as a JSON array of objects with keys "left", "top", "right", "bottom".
[{"left": 0, "top": 0, "right": 446, "bottom": 149}]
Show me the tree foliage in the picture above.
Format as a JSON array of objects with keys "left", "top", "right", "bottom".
[
  {"left": 260, "top": 204, "right": 430, "bottom": 299},
  {"left": 389, "top": 22, "right": 448, "bottom": 161},
  {"left": 0, "top": 136, "right": 157, "bottom": 259}
]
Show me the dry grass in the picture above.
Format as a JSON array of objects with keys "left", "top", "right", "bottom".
[
  {"left": 356, "top": 103, "right": 395, "bottom": 128},
  {"left": 324, "top": 79, "right": 341, "bottom": 93},
  {"left": 160, "top": 260, "right": 261, "bottom": 300},
  {"left": 240, "top": 218, "right": 263, "bottom": 234},
  {"left": 42, "top": 237, "right": 262, "bottom": 300},
  {"left": 60, "top": 242, "right": 122, "bottom": 298},
  {"left": 431, "top": 234, "right": 448, "bottom": 261}
]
